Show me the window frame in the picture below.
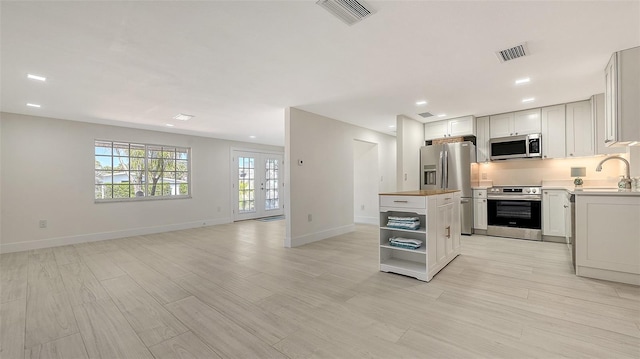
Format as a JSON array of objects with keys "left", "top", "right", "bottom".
[{"left": 94, "top": 139, "right": 192, "bottom": 203}]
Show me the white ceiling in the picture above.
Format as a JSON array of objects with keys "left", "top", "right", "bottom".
[{"left": 1, "top": 1, "right": 639, "bottom": 146}]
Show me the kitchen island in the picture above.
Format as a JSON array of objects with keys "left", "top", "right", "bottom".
[
  {"left": 574, "top": 190, "right": 640, "bottom": 285},
  {"left": 378, "top": 190, "right": 461, "bottom": 282}
]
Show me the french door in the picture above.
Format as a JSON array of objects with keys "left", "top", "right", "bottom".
[{"left": 233, "top": 150, "right": 284, "bottom": 221}]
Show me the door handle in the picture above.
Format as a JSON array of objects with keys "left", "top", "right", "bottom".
[{"left": 446, "top": 226, "right": 451, "bottom": 238}]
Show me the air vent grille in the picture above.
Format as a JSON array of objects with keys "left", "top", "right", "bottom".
[
  {"left": 495, "top": 42, "right": 529, "bottom": 63},
  {"left": 418, "top": 112, "right": 434, "bottom": 118},
  {"left": 316, "top": 0, "right": 375, "bottom": 26}
]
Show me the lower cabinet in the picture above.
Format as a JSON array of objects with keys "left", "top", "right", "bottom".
[
  {"left": 473, "top": 189, "right": 487, "bottom": 231},
  {"left": 379, "top": 192, "right": 461, "bottom": 282},
  {"left": 542, "top": 189, "right": 570, "bottom": 241},
  {"left": 575, "top": 194, "right": 640, "bottom": 285}
]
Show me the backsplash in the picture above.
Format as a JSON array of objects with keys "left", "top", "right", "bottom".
[{"left": 478, "top": 154, "right": 628, "bottom": 187}]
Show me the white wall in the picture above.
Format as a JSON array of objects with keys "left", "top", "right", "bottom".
[
  {"left": 0, "top": 112, "right": 282, "bottom": 253},
  {"left": 396, "top": 115, "right": 424, "bottom": 191},
  {"left": 353, "top": 140, "right": 379, "bottom": 225},
  {"left": 284, "top": 108, "right": 396, "bottom": 247}
]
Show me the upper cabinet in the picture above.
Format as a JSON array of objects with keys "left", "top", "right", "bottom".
[
  {"left": 475, "top": 116, "right": 490, "bottom": 163},
  {"left": 593, "top": 93, "right": 624, "bottom": 155},
  {"left": 541, "top": 104, "right": 566, "bottom": 159},
  {"left": 604, "top": 46, "right": 640, "bottom": 146},
  {"left": 489, "top": 109, "right": 541, "bottom": 138},
  {"left": 566, "top": 100, "right": 594, "bottom": 157},
  {"left": 424, "top": 115, "right": 475, "bottom": 141}
]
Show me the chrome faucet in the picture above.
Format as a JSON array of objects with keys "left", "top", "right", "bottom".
[{"left": 596, "top": 156, "right": 631, "bottom": 189}]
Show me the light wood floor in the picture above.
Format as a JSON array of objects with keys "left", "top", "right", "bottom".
[{"left": 1, "top": 220, "right": 639, "bottom": 358}]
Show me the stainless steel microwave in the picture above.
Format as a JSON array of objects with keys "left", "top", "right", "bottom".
[{"left": 489, "top": 133, "right": 542, "bottom": 160}]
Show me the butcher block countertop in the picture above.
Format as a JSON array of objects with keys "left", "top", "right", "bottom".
[{"left": 379, "top": 189, "right": 459, "bottom": 196}]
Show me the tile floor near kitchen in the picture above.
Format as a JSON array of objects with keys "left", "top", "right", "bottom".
[{"left": 1, "top": 220, "right": 639, "bottom": 358}]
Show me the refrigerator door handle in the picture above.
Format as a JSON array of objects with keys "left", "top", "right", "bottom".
[
  {"left": 438, "top": 151, "right": 444, "bottom": 189},
  {"left": 443, "top": 150, "right": 449, "bottom": 189}
]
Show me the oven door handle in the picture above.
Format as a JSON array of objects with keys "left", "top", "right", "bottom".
[{"left": 487, "top": 196, "right": 542, "bottom": 201}]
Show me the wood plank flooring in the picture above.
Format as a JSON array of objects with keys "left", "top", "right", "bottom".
[{"left": 1, "top": 220, "right": 639, "bottom": 358}]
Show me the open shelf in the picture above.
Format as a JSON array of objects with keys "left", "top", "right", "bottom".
[
  {"left": 380, "top": 244, "right": 426, "bottom": 254},
  {"left": 380, "top": 226, "right": 426, "bottom": 234}
]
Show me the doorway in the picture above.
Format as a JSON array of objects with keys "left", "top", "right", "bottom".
[
  {"left": 232, "top": 150, "right": 284, "bottom": 221},
  {"left": 353, "top": 140, "right": 379, "bottom": 225}
]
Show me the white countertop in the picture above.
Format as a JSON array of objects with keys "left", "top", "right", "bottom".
[{"left": 541, "top": 186, "right": 640, "bottom": 196}]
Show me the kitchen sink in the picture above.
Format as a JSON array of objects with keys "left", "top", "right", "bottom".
[{"left": 578, "top": 188, "right": 625, "bottom": 192}]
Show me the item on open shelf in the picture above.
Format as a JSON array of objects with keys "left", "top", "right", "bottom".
[
  {"left": 389, "top": 236, "right": 422, "bottom": 250},
  {"left": 386, "top": 216, "right": 421, "bottom": 230}
]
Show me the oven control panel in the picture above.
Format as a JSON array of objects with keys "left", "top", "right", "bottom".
[{"left": 488, "top": 186, "right": 541, "bottom": 195}]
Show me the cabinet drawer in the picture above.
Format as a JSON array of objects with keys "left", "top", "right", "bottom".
[
  {"left": 436, "top": 194, "right": 455, "bottom": 206},
  {"left": 473, "top": 189, "right": 487, "bottom": 199},
  {"left": 380, "top": 196, "right": 426, "bottom": 209}
]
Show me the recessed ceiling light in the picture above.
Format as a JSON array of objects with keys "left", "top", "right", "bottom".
[
  {"left": 27, "top": 74, "right": 46, "bottom": 82},
  {"left": 26, "top": 103, "right": 41, "bottom": 108},
  {"left": 166, "top": 124, "right": 175, "bottom": 127},
  {"left": 416, "top": 100, "right": 427, "bottom": 105},
  {"left": 249, "top": 135, "right": 256, "bottom": 139},
  {"left": 437, "top": 114, "right": 446, "bottom": 117},
  {"left": 522, "top": 97, "right": 535, "bottom": 103},
  {"left": 388, "top": 125, "right": 396, "bottom": 128},
  {"left": 173, "top": 113, "right": 194, "bottom": 121},
  {"left": 515, "top": 77, "right": 530, "bottom": 85}
]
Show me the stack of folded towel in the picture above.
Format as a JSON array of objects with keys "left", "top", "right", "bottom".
[
  {"left": 386, "top": 216, "right": 420, "bottom": 230},
  {"left": 388, "top": 237, "right": 423, "bottom": 250}
]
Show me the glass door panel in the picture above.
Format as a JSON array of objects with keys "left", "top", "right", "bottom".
[{"left": 233, "top": 151, "right": 284, "bottom": 220}]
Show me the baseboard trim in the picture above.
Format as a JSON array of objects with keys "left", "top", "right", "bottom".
[
  {"left": 354, "top": 216, "right": 378, "bottom": 225},
  {"left": 0, "top": 217, "right": 232, "bottom": 253},
  {"left": 288, "top": 224, "right": 355, "bottom": 248}
]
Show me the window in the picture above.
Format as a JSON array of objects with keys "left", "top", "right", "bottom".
[{"left": 95, "top": 140, "right": 190, "bottom": 201}]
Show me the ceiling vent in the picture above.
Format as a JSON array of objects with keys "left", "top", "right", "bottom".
[
  {"left": 316, "top": 0, "right": 375, "bottom": 26},
  {"left": 418, "top": 112, "right": 434, "bottom": 118},
  {"left": 495, "top": 42, "right": 529, "bottom": 63}
]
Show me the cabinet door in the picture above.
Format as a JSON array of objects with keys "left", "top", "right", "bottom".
[
  {"left": 424, "top": 121, "right": 449, "bottom": 140},
  {"left": 489, "top": 113, "right": 514, "bottom": 138},
  {"left": 473, "top": 198, "right": 487, "bottom": 230},
  {"left": 604, "top": 52, "right": 618, "bottom": 144},
  {"left": 543, "top": 190, "right": 567, "bottom": 237},
  {"left": 593, "top": 93, "right": 624, "bottom": 155},
  {"left": 476, "top": 116, "right": 490, "bottom": 162},
  {"left": 513, "top": 108, "right": 542, "bottom": 135},
  {"left": 448, "top": 116, "right": 474, "bottom": 137},
  {"left": 566, "top": 100, "right": 595, "bottom": 157},
  {"left": 541, "top": 105, "right": 566, "bottom": 159},
  {"left": 436, "top": 202, "right": 453, "bottom": 262}
]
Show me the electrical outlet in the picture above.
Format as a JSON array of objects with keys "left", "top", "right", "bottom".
[
  {"left": 481, "top": 173, "right": 488, "bottom": 180},
  {"left": 38, "top": 220, "right": 47, "bottom": 229},
  {"left": 307, "top": 214, "right": 312, "bottom": 222}
]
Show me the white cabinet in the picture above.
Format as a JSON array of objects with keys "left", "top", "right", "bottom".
[
  {"left": 490, "top": 109, "right": 541, "bottom": 138},
  {"left": 476, "top": 116, "right": 490, "bottom": 163},
  {"left": 379, "top": 192, "right": 461, "bottom": 282},
  {"left": 575, "top": 194, "right": 640, "bottom": 285},
  {"left": 473, "top": 189, "right": 487, "bottom": 231},
  {"left": 593, "top": 93, "right": 624, "bottom": 155},
  {"left": 542, "top": 190, "right": 569, "bottom": 239},
  {"left": 424, "top": 116, "right": 475, "bottom": 140},
  {"left": 541, "top": 105, "right": 566, "bottom": 159},
  {"left": 566, "top": 100, "right": 595, "bottom": 157},
  {"left": 604, "top": 46, "right": 640, "bottom": 146}
]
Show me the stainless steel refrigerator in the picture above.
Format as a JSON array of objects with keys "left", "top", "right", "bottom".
[{"left": 420, "top": 142, "right": 476, "bottom": 235}]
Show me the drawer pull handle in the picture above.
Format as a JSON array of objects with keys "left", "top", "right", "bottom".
[
  {"left": 445, "top": 198, "right": 452, "bottom": 200},
  {"left": 393, "top": 200, "right": 408, "bottom": 203}
]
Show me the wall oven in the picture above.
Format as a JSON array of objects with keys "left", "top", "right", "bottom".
[{"left": 487, "top": 186, "right": 542, "bottom": 241}]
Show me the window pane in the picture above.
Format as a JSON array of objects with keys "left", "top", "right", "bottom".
[
  {"left": 95, "top": 185, "right": 109, "bottom": 199},
  {"left": 95, "top": 141, "right": 112, "bottom": 155},
  {"left": 113, "top": 142, "right": 130, "bottom": 156},
  {"left": 112, "top": 184, "right": 131, "bottom": 198},
  {"left": 113, "top": 156, "right": 129, "bottom": 169},
  {"left": 95, "top": 155, "right": 112, "bottom": 169},
  {"left": 95, "top": 170, "right": 112, "bottom": 184},
  {"left": 129, "top": 144, "right": 146, "bottom": 158},
  {"left": 176, "top": 149, "right": 188, "bottom": 160}
]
